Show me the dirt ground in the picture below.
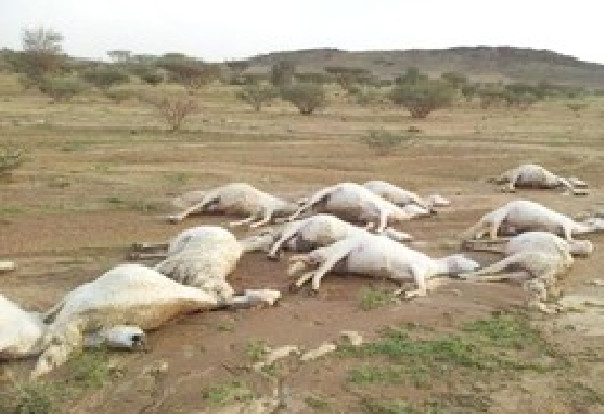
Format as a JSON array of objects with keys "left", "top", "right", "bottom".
[{"left": 1, "top": 84, "right": 604, "bottom": 413}]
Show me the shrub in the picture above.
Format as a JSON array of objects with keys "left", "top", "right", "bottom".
[
  {"left": 104, "top": 86, "right": 140, "bottom": 103},
  {"left": 394, "top": 67, "right": 428, "bottom": 85},
  {"left": 461, "top": 84, "right": 478, "bottom": 102},
  {"left": 359, "top": 130, "right": 413, "bottom": 156},
  {"left": 38, "top": 75, "right": 87, "bottom": 102},
  {"left": 270, "top": 61, "right": 295, "bottom": 86},
  {"left": 566, "top": 101, "right": 588, "bottom": 117},
  {"left": 349, "top": 86, "right": 383, "bottom": 106},
  {"left": 143, "top": 93, "right": 197, "bottom": 131},
  {"left": 441, "top": 71, "right": 468, "bottom": 89},
  {"left": 81, "top": 66, "right": 129, "bottom": 90},
  {"left": 0, "top": 145, "right": 25, "bottom": 176},
  {"left": 10, "top": 27, "right": 65, "bottom": 86},
  {"left": 388, "top": 80, "right": 454, "bottom": 118},
  {"left": 139, "top": 70, "right": 163, "bottom": 85},
  {"left": 280, "top": 83, "right": 326, "bottom": 115},
  {"left": 235, "top": 84, "right": 277, "bottom": 111}
]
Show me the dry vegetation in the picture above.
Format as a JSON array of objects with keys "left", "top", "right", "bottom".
[{"left": 1, "top": 65, "right": 604, "bottom": 413}]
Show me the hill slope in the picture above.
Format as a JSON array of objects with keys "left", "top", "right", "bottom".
[{"left": 246, "top": 47, "right": 604, "bottom": 87}]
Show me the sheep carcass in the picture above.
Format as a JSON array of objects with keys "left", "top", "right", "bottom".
[
  {"left": 288, "top": 183, "right": 434, "bottom": 233},
  {"left": 491, "top": 164, "right": 588, "bottom": 194},
  {"left": 462, "top": 200, "right": 604, "bottom": 241},
  {"left": 460, "top": 232, "right": 587, "bottom": 313},
  {"left": 363, "top": 181, "right": 450, "bottom": 210},
  {"left": 0, "top": 295, "right": 46, "bottom": 359},
  {"left": 288, "top": 233, "right": 479, "bottom": 297},
  {"left": 266, "top": 213, "right": 413, "bottom": 260},
  {"left": 132, "top": 226, "right": 277, "bottom": 301},
  {"left": 33, "top": 262, "right": 279, "bottom": 377},
  {"left": 168, "top": 183, "right": 297, "bottom": 228}
]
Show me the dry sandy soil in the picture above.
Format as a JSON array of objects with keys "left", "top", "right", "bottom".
[{"left": 1, "top": 82, "right": 604, "bottom": 413}]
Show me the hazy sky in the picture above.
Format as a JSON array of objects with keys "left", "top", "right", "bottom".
[{"left": 1, "top": 0, "right": 602, "bottom": 64}]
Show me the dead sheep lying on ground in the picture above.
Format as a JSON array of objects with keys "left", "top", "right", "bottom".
[
  {"left": 461, "top": 200, "right": 604, "bottom": 241},
  {"left": 489, "top": 164, "right": 588, "bottom": 195},
  {"left": 167, "top": 183, "right": 298, "bottom": 228},
  {"left": 460, "top": 232, "right": 590, "bottom": 313},
  {"left": 265, "top": 213, "right": 413, "bottom": 260},
  {"left": 287, "top": 233, "right": 479, "bottom": 298},
  {"left": 363, "top": 180, "right": 450, "bottom": 211},
  {"left": 288, "top": 183, "right": 435, "bottom": 233}
]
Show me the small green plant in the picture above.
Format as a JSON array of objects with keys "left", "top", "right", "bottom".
[
  {"left": 38, "top": 75, "right": 87, "bottom": 102},
  {"left": 358, "top": 286, "right": 392, "bottom": 310},
  {"left": 203, "top": 380, "right": 254, "bottom": 405},
  {"left": 280, "top": 83, "right": 326, "bottom": 115},
  {"left": 0, "top": 146, "right": 25, "bottom": 176},
  {"left": 104, "top": 86, "right": 139, "bottom": 103},
  {"left": 359, "top": 130, "right": 413, "bottom": 156},
  {"left": 348, "top": 364, "right": 402, "bottom": 384},
  {"left": 359, "top": 397, "right": 419, "bottom": 414},
  {"left": 566, "top": 101, "right": 588, "bottom": 117},
  {"left": 245, "top": 339, "right": 269, "bottom": 360},
  {"left": 67, "top": 348, "right": 111, "bottom": 389},
  {"left": 235, "top": 84, "right": 277, "bottom": 111},
  {"left": 5, "top": 381, "right": 55, "bottom": 414},
  {"left": 81, "top": 66, "right": 130, "bottom": 90},
  {"left": 304, "top": 394, "right": 331, "bottom": 411}
]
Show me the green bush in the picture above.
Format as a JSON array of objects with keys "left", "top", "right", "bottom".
[
  {"left": 104, "top": 86, "right": 140, "bottom": 103},
  {"left": 38, "top": 75, "right": 87, "bottom": 102},
  {"left": 394, "top": 67, "right": 428, "bottom": 85},
  {"left": 359, "top": 130, "right": 413, "bottom": 156},
  {"left": 139, "top": 70, "right": 163, "bottom": 85},
  {"left": 388, "top": 80, "right": 454, "bottom": 118},
  {"left": 280, "top": 83, "right": 326, "bottom": 115},
  {"left": 270, "top": 61, "right": 295, "bottom": 86},
  {"left": 235, "top": 84, "right": 277, "bottom": 111},
  {"left": 440, "top": 71, "right": 468, "bottom": 89},
  {"left": 81, "top": 66, "right": 129, "bottom": 89},
  {"left": 0, "top": 145, "right": 25, "bottom": 176},
  {"left": 142, "top": 93, "right": 197, "bottom": 131},
  {"left": 349, "top": 86, "right": 383, "bottom": 106}
]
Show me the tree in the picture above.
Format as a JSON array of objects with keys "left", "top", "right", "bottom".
[
  {"left": 280, "top": 84, "right": 326, "bottom": 115},
  {"left": 160, "top": 61, "right": 219, "bottom": 89},
  {"left": 388, "top": 80, "right": 454, "bottom": 119},
  {"left": 440, "top": 71, "right": 468, "bottom": 89},
  {"left": 324, "top": 66, "right": 374, "bottom": 89},
  {"left": 394, "top": 67, "right": 428, "bottom": 85},
  {"left": 235, "top": 85, "right": 277, "bottom": 111},
  {"left": 270, "top": 61, "right": 295, "bottom": 86},
  {"left": 143, "top": 94, "right": 197, "bottom": 131},
  {"left": 13, "top": 26, "right": 65, "bottom": 85},
  {"left": 81, "top": 66, "right": 130, "bottom": 90}
]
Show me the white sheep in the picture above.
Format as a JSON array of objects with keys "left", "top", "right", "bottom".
[
  {"left": 461, "top": 200, "right": 604, "bottom": 241},
  {"left": 287, "top": 233, "right": 479, "bottom": 297},
  {"left": 363, "top": 181, "right": 450, "bottom": 210},
  {"left": 131, "top": 226, "right": 274, "bottom": 299},
  {"left": 288, "top": 183, "right": 434, "bottom": 233},
  {"left": 0, "top": 295, "right": 46, "bottom": 359},
  {"left": 167, "top": 183, "right": 298, "bottom": 228},
  {"left": 490, "top": 164, "right": 588, "bottom": 194},
  {"left": 266, "top": 214, "right": 413, "bottom": 260},
  {"left": 462, "top": 231, "right": 594, "bottom": 258},
  {"left": 32, "top": 263, "right": 280, "bottom": 377}
]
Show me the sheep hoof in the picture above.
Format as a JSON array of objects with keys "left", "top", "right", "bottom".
[
  {"left": 288, "top": 283, "right": 301, "bottom": 294},
  {"left": 308, "top": 288, "right": 320, "bottom": 297},
  {"left": 267, "top": 253, "right": 280, "bottom": 262}
]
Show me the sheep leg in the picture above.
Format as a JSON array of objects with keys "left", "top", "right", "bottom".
[
  {"left": 287, "top": 187, "right": 333, "bottom": 221},
  {"left": 310, "top": 249, "right": 352, "bottom": 291},
  {"left": 250, "top": 209, "right": 274, "bottom": 228},
  {"left": 287, "top": 254, "right": 312, "bottom": 276},
  {"left": 129, "top": 252, "right": 168, "bottom": 260},
  {"left": 229, "top": 214, "right": 258, "bottom": 227},
  {"left": 294, "top": 271, "right": 316, "bottom": 289},
  {"left": 167, "top": 197, "right": 219, "bottom": 222},
  {"left": 268, "top": 223, "right": 304, "bottom": 259},
  {"left": 461, "top": 254, "right": 528, "bottom": 281},
  {"left": 131, "top": 241, "right": 169, "bottom": 252},
  {"left": 376, "top": 209, "right": 389, "bottom": 233}
]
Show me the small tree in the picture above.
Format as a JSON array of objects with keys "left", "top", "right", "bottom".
[
  {"left": 235, "top": 85, "right": 277, "bottom": 111},
  {"left": 394, "top": 67, "right": 428, "bottom": 85},
  {"left": 81, "top": 66, "right": 130, "bottom": 90},
  {"left": 270, "top": 61, "right": 295, "bottom": 86},
  {"left": 388, "top": 80, "right": 454, "bottom": 119},
  {"left": 12, "top": 26, "right": 65, "bottom": 86},
  {"left": 440, "top": 71, "right": 468, "bottom": 89},
  {"left": 144, "top": 94, "right": 197, "bottom": 131},
  {"left": 139, "top": 70, "right": 163, "bottom": 85},
  {"left": 39, "top": 76, "right": 87, "bottom": 102},
  {"left": 160, "top": 62, "right": 219, "bottom": 89},
  {"left": 280, "top": 83, "right": 326, "bottom": 115},
  {"left": 461, "top": 84, "right": 478, "bottom": 102}
]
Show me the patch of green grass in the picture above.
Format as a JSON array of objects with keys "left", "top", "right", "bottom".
[
  {"left": 348, "top": 365, "right": 402, "bottom": 384},
  {"left": 359, "top": 397, "right": 433, "bottom": 414},
  {"left": 358, "top": 286, "right": 392, "bottom": 311},
  {"left": 304, "top": 394, "right": 331, "bottom": 411},
  {"left": 216, "top": 321, "right": 235, "bottom": 332},
  {"left": 163, "top": 172, "right": 190, "bottom": 185},
  {"left": 461, "top": 310, "right": 541, "bottom": 349},
  {"left": 0, "top": 381, "right": 56, "bottom": 414},
  {"left": 65, "top": 347, "right": 112, "bottom": 389},
  {"left": 245, "top": 340, "right": 269, "bottom": 360},
  {"left": 202, "top": 380, "right": 254, "bottom": 406}
]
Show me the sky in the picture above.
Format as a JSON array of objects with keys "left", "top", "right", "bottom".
[{"left": 1, "top": 0, "right": 602, "bottom": 64}]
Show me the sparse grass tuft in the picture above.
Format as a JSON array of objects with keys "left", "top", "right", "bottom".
[
  {"left": 1, "top": 381, "right": 56, "bottom": 414},
  {"left": 66, "top": 347, "right": 112, "bottom": 389},
  {"left": 348, "top": 364, "right": 402, "bottom": 384},
  {"left": 304, "top": 393, "right": 331, "bottom": 411},
  {"left": 245, "top": 339, "right": 269, "bottom": 361},
  {"left": 0, "top": 145, "right": 25, "bottom": 176},
  {"left": 358, "top": 286, "right": 392, "bottom": 310},
  {"left": 359, "top": 130, "right": 413, "bottom": 156},
  {"left": 203, "top": 380, "right": 254, "bottom": 405}
]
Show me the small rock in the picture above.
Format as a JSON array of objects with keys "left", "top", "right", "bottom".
[
  {"left": 300, "top": 343, "right": 336, "bottom": 361},
  {"left": 0, "top": 261, "right": 16, "bottom": 273},
  {"left": 339, "top": 330, "right": 363, "bottom": 347}
]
